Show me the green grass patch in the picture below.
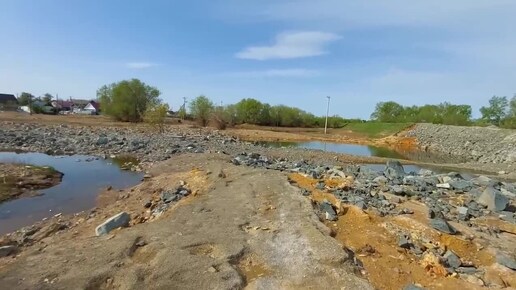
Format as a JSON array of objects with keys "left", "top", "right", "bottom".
[{"left": 342, "top": 122, "right": 413, "bottom": 138}]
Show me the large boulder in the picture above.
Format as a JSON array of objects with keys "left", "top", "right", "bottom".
[
  {"left": 384, "top": 160, "right": 405, "bottom": 180},
  {"left": 477, "top": 187, "right": 509, "bottom": 212},
  {"left": 95, "top": 212, "right": 131, "bottom": 236}
]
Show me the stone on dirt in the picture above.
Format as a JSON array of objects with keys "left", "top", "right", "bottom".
[
  {"left": 436, "top": 183, "right": 451, "bottom": 189},
  {"left": 95, "top": 212, "right": 131, "bottom": 236},
  {"left": 320, "top": 200, "right": 337, "bottom": 221},
  {"left": 403, "top": 284, "right": 426, "bottom": 290},
  {"left": 496, "top": 253, "right": 516, "bottom": 270},
  {"left": 444, "top": 250, "right": 461, "bottom": 269},
  {"left": 0, "top": 245, "right": 17, "bottom": 258},
  {"left": 477, "top": 187, "right": 509, "bottom": 212},
  {"left": 429, "top": 218, "right": 457, "bottom": 235}
]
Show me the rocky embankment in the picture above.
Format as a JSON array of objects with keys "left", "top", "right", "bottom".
[
  {"left": 406, "top": 124, "right": 516, "bottom": 165},
  {"left": 231, "top": 153, "right": 516, "bottom": 288},
  {"left": 0, "top": 122, "right": 393, "bottom": 168}
]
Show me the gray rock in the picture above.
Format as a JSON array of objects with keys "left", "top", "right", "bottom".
[
  {"left": 430, "top": 218, "right": 457, "bottom": 235},
  {"left": 320, "top": 200, "right": 337, "bottom": 221},
  {"left": 456, "top": 267, "right": 479, "bottom": 274},
  {"left": 373, "top": 176, "right": 388, "bottom": 185},
  {"left": 96, "top": 137, "right": 109, "bottom": 145},
  {"left": 457, "top": 206, "right": 469, "bottom": 216},
  {"left": 496, "top": 253, "right": 516, "bottom": 270},
  {"left": 391, "top": 185, "right": 405, "bottom": 196},
  {"left": 436, "top": 183, "right": 451, "bottom": 189},
  {"left": 161, "top": 191, "right": 180, "bottom": 203},
  {"left": 385, "top": 160, "right": 405, "bottom": 180},
  {"left": 403, "top": 284, "right": 426, "bottom": 290},
  {"left": 398, "top": 236, "right": 412, "bottom": 249},
  {"left": 95, "top": 212, "right": 131, "bottom": 236},
  {"left": 444, "top": 250, "right": 461, "bottom": 269},
  {"left": 0, "top": 245, "right": 17, "bottom": 258},
  {"left": 477, "top": 187, "right": 509, "bottom": 212},
  {"left": 449, "top": 179, "right": 472, "bottom": 191}
]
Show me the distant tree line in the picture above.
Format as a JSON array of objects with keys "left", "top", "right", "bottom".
[
  {"left": 188, "top": 96, "right": 363, "bottom": 129},
  {"left": 370, "top": 95, "right": 516, "bottom": 128}
]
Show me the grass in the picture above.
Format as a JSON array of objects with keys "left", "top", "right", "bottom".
[{"left": 341, "top": 122, "right": 414, "bottom": 138}]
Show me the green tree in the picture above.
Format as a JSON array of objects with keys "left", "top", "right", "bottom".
[
  {"left": 189, "top": 95, "right": 214, "bottom": 126},
  {"left": 18, "top": 92, "right": 35, "bottom": 106},
  {"left": 370, "top": 101, "right": 405, "bottom": 122},
  {"left": 480, "top": 96, "right": 508, "bottom": 125},
  {"left": 97, "top": 79, "right": 161, "bottom": 122},
  {"left": 235, "top": 98, "right": 264, "bottom": 124},
  {"left": 42, "top": 93, "right": 53, "bottom": 104},
  {"left": 143, "top": 103, "right": 169, "bottom": 133}
]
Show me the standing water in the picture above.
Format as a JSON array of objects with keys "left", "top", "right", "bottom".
[
  {"left": 0, "top": 152, "right": 143, "bottom": 234},
  {"left": 258, "top": 141, "right": 406, "bottom": 159}
]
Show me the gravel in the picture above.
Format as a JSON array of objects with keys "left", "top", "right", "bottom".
[{"left": 406, "top": 123, "right": 516, "bottom": 164}]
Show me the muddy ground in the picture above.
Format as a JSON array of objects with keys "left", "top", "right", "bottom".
[{"left": 0, "top": 163, "right": 63, "bottom": 203}]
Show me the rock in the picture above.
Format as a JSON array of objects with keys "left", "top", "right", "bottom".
[
  {"left": 143, "top": 199, "right": 152, "bottom": 208},
  {"left": 456, "top": 266, "right": 479, "bottom": 274},
  {"left": 436, "top": 183, "right": 451, "bottom": 189},
  {"left": 498, "top": 170, "right": 507, "bottom": 175},
  {"left": 161, "top": 191, "right": 179, "bottom": 203},
  {"left": 373, "top": 176, "right": 388, "bottom": 185},
  {"left": 320, "top": 200, "right": 337, "bottom": 221},
  {"left": 449, "top": 179, "right": 472, "bottom": 191},
  {"left": 391, "top": 185, "right": 405, "bottom": 196},
  {"left": 95, "top": 212, "right": 131, "bottom": 236},
  {"left": 385, "top": 160, "right": 405, "bottom": 180},
  {"left": 444, "top": 250, "right": 461, "bottom": 269},
  {"left": 496, "top": 253, "right": 516, "bottom": 270},
  {"left": 96, "top": 137, "right": 109, "bottom": 145},
  {"left": 398, "top": 236, "right": 412, "bottom": 249},
  {"left": 461, "top": 274, "right": 484, "bottom": 286},
  {"left": 0, "top": 245, "right": 17, "bottom": 258},
  {"left": 403, "top": 284, "right": 426, "bottom": 290},
  {"left": 477, "top": 187, "right": 509, "bottom": 212},
  {"left": 32, "top": 222, "right": 68, "bottom": 241},
  {"left": 430, "top": 218, "right": 457, "bottom": 235}
]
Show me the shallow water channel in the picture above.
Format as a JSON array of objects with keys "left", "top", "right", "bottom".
[
  {"left": 0, "top": 152, "right": 143, "bottom": 234},
  {"left": 258, "top": 141, "right": 406, "bottom": 158}
]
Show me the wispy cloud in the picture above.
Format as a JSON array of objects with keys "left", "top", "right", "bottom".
[
  {"left": 226, "top": 69, "right": 320, "bottom": 78},
  {"left": 125, "top": 62, "right": 160, "bottom": 69},
  {"left": 236, "top": 31, "right": 340, "bottom": 60}
]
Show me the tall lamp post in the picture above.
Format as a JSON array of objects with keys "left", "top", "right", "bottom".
[{"left": 324, "top": 96, "right": 331, "bottom": 134}]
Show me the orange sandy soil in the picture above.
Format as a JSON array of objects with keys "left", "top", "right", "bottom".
[{"left": 288, "top": 173, "right": 516, "bottom": 290}]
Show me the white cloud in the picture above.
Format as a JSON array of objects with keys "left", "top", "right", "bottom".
[
  {"left": 236, "top": 31, "right": 340, "bottom": 60},
  {"left": 125, "top": 62, "right": 160, "bottom": 69},
  {"left": 227, "top": 68, "right": 320, "bottom": 77}
]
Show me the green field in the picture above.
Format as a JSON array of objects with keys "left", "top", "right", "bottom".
[{"left": 342, "top": 122, "right": 413, "bottom": 138}]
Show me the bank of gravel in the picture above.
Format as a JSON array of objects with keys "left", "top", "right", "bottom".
[
  {"left": 406, "top": 123, "right": 516, "bottom": 165},
  {"left": 0, "top": 122, "right": 394, "bottom": 168}
]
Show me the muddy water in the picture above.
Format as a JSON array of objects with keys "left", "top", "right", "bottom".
[
  {"left": 258, "top": 141, "right": 464, "bottom": 163},
  {"left": 0, "top": 152, "right": 143, "bottom": 234}
]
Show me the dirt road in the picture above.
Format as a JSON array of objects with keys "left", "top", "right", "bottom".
[{"left": 0, "top": 154, "right": 371, "bottom": 289}]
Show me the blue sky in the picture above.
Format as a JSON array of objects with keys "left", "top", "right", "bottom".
[{"left": 1, "top": 0, "right": 515, "bottom": 119}]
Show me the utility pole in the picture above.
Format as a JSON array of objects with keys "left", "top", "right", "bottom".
[
  {"left": 181, "top": 97, "right": 187, "bottom": 120},
  {"left": 324, "top": 96, "right": 331, "bottom": 134}
]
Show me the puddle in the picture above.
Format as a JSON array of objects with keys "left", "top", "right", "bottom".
[
  {"left": 258, "top": 141, "right": 466, "bottom": 163},
  {"left": 0, "top": 152, "right": 143, "bottom": 234},
  {"left": 258, "top": 141, "right": 405, "bottom": 159}
]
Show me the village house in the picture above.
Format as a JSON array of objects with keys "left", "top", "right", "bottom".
[{"left": 0, "top": 93, "right": 19, "bottom": 111}]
